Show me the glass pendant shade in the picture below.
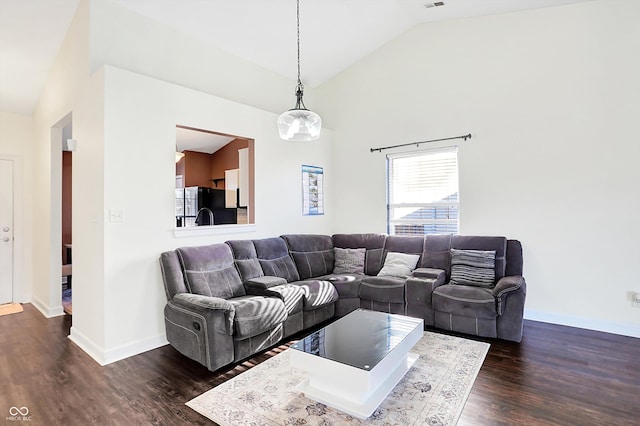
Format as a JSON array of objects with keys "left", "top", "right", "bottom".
[
  {"left": 278, "top": 108, "right": 322, "bottom": 141},
  {"left": 175, "top": 151, "right": 185, "bottom": 163},
  {"left": 278, "top": 0, "right": 321, "bottom": 142}
]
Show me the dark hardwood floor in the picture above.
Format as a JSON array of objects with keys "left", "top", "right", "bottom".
[{"left": 1, "top": 304, "right": 638, "bottom": 425}]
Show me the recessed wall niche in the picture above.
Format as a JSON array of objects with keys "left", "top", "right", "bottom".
[{"left": 175, "top": 125, "right": 254, "bottom": 228}]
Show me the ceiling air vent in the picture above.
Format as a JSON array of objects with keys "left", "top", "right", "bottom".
[{"left": 424, "top": 1, "right": 445, "bottom": 8}]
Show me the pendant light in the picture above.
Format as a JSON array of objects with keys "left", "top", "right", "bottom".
[
  {"left": 175, "top": 145, "right": 185, "bottom": 163},
  {"left": 278, "top": 0, "right": 322, "bottom": 141}
]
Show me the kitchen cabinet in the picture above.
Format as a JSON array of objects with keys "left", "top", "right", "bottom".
[
  {"left": 225, "top": 169, "right": 239, "bottom": 208},
  {"left": 225, "top": 148, "right": 250, "bottom": 209},
  {"left": 239, "top": 148, "right": 249, "bottom": 208}
]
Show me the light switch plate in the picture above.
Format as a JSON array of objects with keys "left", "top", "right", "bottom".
[{"left": 109, "top": 209, "right": 124, "bottom": 222}]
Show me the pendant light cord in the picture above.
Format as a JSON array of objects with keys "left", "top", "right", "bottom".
[
  {"left": 297, "top": 0, "right": 301, "bottom": 85},
  {"left": 294, "top": 0, "right": 307, "bottom": 110}
]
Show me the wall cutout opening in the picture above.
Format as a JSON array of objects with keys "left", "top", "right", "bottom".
[{"left": 175, "top": 125, "right": 254, "bottom": 228}]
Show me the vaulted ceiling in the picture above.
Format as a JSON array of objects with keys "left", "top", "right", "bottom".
[{"left": 0, "top": 0, "right": 595, "bottom": 115}]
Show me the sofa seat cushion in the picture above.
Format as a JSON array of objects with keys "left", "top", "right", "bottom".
[
  {"left": 294, "top": 280, "right": 339, "bottom": 310},
  {"left": 432, "top": 285, "right": 497, "bottom": 319},
  {"left": 228, "top": 296, "right": 287, "bottom": 339},
  {"left": 325, "top": 274, "right": 364, "bottom": 298},
  {"left": 270, "top": 284, "right": 305, "bottom": 315},
  {"left": 359, "top": 276, "right": 406, "bottom": 303}
]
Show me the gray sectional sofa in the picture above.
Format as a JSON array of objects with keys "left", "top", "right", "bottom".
[{"left": 159, "top": 233, "right": 526, "bottom": 372}]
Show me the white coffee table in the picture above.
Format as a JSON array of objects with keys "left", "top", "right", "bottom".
[{"left": 289, "top": 309, "right": 424, "bottom": 419}]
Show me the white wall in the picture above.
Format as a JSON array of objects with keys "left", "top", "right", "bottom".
[
  {"left": 68, "top": 69, "right": 107, "bottom": 360},
  {"left": 31, "top": 0, "right": 92, "bottom": 319},
  {"left": 25, "top": 0, "right": 333, "bottom": 365},
  {"left": 318, "top": 0, "right": 640, "bottom": 337},
  {"left": 101, "top": 66, "right": 333, "bottom": 361},
  {"left": 89, "top": 0, "right": 319, "bottom": 116},
  {"left": 0, "top": 112, "right": 34, "bottom": 303}
]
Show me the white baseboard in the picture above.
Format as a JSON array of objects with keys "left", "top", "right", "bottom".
[
  {"left": 69, "top": 326, "right": 107, "bottom": 365},
  {"left": 525, "top": 309, "right": 640, "bottom": 339},
  {"left": 69, "top": 326, "right": 168, "bottom": 366},
  {"left": 102, "top": 334, "right": 168, "bottom": 365},
  {"left": 30, "top": 297, "right": 64, "bottom": 318}
]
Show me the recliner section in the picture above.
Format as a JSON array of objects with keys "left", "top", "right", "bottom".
[{"left": 159, "top": 233, "right": 527, "bottom": 372}]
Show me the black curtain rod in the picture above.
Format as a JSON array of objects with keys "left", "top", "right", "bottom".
[{"left": 370, "top": 133, "right": 472, "bottom": 153}]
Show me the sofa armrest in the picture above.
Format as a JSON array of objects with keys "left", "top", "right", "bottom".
[
  {"left": 172, "top": 293, "right": 235, "bottom": 334},
  {"left": 173, "top": 292, "right": 234, "bottom": 312},
  {"left": 493, "top": 275, "right": 526, "bottom": 315},
  {"left": 245, "top": 276, "right": 288, "bottom": 289},
  {"left": 244, "top": 285, "right": 285, "bottom": 301},
  {"left": 165, "top": 293, "right": 237, "bottom": 371},
  {"left": 412, "top": 267, "right": 447, "bottom": 281},
  {"left": 406, "top": 270, "right": 447, "bottom": 327}
]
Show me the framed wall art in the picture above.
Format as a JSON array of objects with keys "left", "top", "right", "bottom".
[{"left": 302, "top": 165, "right": 324, "bottom": 216}]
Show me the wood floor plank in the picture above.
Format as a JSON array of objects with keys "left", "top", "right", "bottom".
[{"left": 1, "top": 304, "right": 638, "bottom": 425}]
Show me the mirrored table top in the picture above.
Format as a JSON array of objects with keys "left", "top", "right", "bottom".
[{"left": 290, "top": 309, "right": 423, "bottom": 371}]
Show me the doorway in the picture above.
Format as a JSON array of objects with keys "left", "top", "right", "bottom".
[
  {"left": 45, "top": 112, "right": 72, "bottom": 318},
  {"left": 0, "top": 158, "right": 14, "bottom": 304},
  {"left": 61, "top": 123, "right": 73, "bottom": 315}
]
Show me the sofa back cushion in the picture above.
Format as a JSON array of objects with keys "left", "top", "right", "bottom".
[
  {"left": 176, "top": 244, "right": 245, "bottom": 299},
  {"left": 450, "top": 249, "right": 496, "bottom": 287},
  {"left": 252, "top": 237, "right": 301, "bottom": 282},
  {"left": 281, "top": 234, "right": 335, "bottom": 279},
  {"left": 451, "top": 236, "right": 507, "bottom": 281},
  {"left": 505, "top": 239, "right": 524, "bottom": 276},
  {"left": 421, "top": 234, "right": 453, "bottom": 275},
  {"left": 226, "top": 239, "right": 264, "bottom": 282},
  {"left": 377, "top": 252, "right": 420, "bottom": 278},
  {"left": 333, "top": 247, "right": 366, "bottom": 274},
  {"left": 422, "top": 235, "right": 508, "bottom": 283},
  {"left": 160, "top": 251, "right": 189, "bottom": 300},
  {"left": 383, "top": 235, "right": 424, "bottom": 255},
  {"left": 332, "top": 233, "right": 386, "bottom": 276}
]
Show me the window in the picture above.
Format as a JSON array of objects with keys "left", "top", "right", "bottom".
[{"left": 387, "top": 147, "right": 459, "bottom": 236}]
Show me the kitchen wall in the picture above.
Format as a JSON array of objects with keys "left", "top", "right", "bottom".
[
  {"left": 210, "top": 138, "right": 249, "bottom": 184},
  {"left": 318, "top": 0, "right": 640, "bottom": 337},
  {"left": 181, "top": 150, "right": 213, "bottom": 187}
]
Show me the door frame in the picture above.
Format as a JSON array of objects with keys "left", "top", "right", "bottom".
[
  {"left": 0, "top": 154, "right": 24, "bottom": 303},
  {"left": 47, "top": 113, "right": 72, "bottom": 316}
]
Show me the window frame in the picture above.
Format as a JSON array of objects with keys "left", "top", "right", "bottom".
[{"left": 386, "top": 147, "right": 460, "bottom": 236}]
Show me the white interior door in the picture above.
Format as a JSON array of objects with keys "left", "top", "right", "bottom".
[{"left": 0, "top": 159, "right": 14, "bottom": 304}]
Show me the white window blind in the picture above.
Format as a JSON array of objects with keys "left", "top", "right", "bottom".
[{"left": 387, "top": 147, "right": 459, "bottom": 236}]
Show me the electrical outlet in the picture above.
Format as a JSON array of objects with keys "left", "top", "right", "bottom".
[{"left": 633, "top": 292, "right": 640, "bottom": 308}]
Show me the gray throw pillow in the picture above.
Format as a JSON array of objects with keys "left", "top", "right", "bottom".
[
  {"left": 377, "top": 252, "right": 420, "bottom": 278},
  {"left": 333, "top": 248, "right": 366, "bottom": 274},
  {"left": 450, "top": 249, "right": 496, "bottom": 287}
]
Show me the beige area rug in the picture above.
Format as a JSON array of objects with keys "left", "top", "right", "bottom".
[
  {"left": 0, "top": 303, "right": 23, "bottom": 317},
  {"left": 187, "top": 331, "right": 490, "bottom": 425}
]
